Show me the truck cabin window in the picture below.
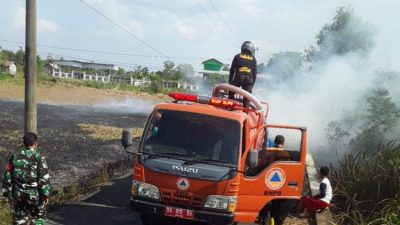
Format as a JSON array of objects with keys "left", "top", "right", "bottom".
[
  {"left": 142, "top": 110, "right": 241, "bottom": 165},
  {"left": 246, "top": 128, "right": 302, "bottom": 176}
]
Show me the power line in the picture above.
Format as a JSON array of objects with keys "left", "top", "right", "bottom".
[
  {"left": 179, "top": 0, "right": 216, "bottom": 36},
  {"left": 179, "top": 0, "right": 237, "bottom": 49},
  {"left": 0, "top": 39, "right": 232, "bottom": 62},
  {"left": 194, "top": 0, "right": 236, "bottom": 44},
  {"left": 79, "top": 0, "right": 170, "bottom": 59},
  {"left": 208, "top": 0, "right": 241, "bottom": 42}
]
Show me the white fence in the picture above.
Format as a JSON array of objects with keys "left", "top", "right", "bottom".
[{"left": 51, "top": 68, "right": 198, "bottom": 91}]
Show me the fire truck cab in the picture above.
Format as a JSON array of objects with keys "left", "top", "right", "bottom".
[{"left": 121, "top": 84, "right": 307, "bottom": 225}]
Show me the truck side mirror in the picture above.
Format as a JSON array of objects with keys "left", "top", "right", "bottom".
[
  {"left": 121, "top": 128, "right": 133, "bottom": 148},
  {"left": 246, "top": 149, "right": 259, "bottom": 169}
]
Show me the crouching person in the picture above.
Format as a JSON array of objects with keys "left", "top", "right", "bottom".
[
  {"left": 2, "top": 132, "right": 50, "bottom": 225},
  {"left": 296, "top": 166, "right": 332, "bottom": 217}
]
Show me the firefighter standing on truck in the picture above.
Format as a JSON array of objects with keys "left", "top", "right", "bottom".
[{"left": 229, "top": 41, "right": 257, "bottom": 107}]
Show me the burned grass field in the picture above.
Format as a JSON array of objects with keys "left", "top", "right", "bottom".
[{"left": 0, "top": 100, "right": 148, "bottom": 202}]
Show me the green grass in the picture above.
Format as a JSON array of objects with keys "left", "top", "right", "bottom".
[
  {"left": 0, "top": 74, "right": 15, "bottom": 81},
  {"left": 330, "top": 142, "right": 400, "bottom": 225}
]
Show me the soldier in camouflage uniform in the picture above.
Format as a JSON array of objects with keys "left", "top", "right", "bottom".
[{"left": 2, "top": 132, "right": 50, "bottom": 225}]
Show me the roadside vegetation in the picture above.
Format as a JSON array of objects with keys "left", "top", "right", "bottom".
[
  {"left": 316, "top": 9, "right": 400, "bottom": 224},
  {"left": 330, "top": 143, "right": 400, "bottom": 225},
  {"left": 324, "top": 79, "right": 400, "bottom": 224}
]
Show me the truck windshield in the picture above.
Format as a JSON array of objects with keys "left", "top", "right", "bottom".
[{"left": 141, "top": 110, "right": 241, "bottom": 165}]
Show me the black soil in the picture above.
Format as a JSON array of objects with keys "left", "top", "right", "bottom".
[{"left": 0, "top": 100, "right": 148, "bottom": 195}]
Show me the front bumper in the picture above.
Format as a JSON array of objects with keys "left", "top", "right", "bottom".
[{"left": 130, "top": 197, "right": 234, "bottom": 225}]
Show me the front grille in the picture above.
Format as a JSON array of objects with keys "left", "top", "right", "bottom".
[{"left": 162, "top": 191, "right": 203, "bottom": 209}]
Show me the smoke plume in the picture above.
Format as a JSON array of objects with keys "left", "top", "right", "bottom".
[{"left": 253, "top": 7, "right": 400, "bottom": 163}]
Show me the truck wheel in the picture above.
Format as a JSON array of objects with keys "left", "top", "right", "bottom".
[
  {"left": 140, "top": 214, "right": 160, "bottom": 225},
  {"left": 259, "top": 211, "right": 275, "bottom": 225}
]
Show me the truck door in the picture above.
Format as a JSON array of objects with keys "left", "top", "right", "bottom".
[{"left": 235, "top": 125, "right": 307, "bottom": 223}]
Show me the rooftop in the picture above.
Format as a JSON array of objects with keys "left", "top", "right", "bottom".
[{"left": 52, "top": 59, "right": 118, "bottom": 71}]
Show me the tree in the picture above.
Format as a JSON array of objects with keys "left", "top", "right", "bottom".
[
  {"left": 325, "top": 121, "right": 350, "bottom": 143},
  {"left": 162, "top": 60, "right": 175, "bottom": 80},
  {"left": 177, "top": 63, "right": 194, "bottom": 77},
  {"left": 176, "top": 63, "right": 194, "bottom": 81},
  {"left": 0, "top": 49, "right": 15, "bottom": 61},
  {"left": 133, "top": 65, "right": 144, "bottom": 79},
  {"left": 349, "top": 88, "right": 399, "bottom": 152},
  {"left": 265, "top": 51, "right": 303, "bottom": 81},
  {"left": 15, "top": 48, "right": 25, "bottom": 65},
  {"left": 117, "top": 67, "right": 125, "bottom": 76},
  {"left": 141, "top": 66, "right": 149, "bottom": 77},
  {"left": 365, "top": 89, "right": 398, "bottom": 131},
  {"left": 307, "top": 7, "right": 375, "bottom": 61},
  {"left": 148, "top": 71, "right": 163, "bottom": 93},
  {"left": 36, "top": 55, "right": 43, "bottom": 70}
]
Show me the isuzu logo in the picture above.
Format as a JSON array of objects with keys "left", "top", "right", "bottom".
[{"left": 172, "top": 165, "right": 199, "bottom": 174}]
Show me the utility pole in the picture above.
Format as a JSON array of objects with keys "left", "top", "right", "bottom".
[{"left": 25, "top": 0, "right": 37, "bottom": 133}]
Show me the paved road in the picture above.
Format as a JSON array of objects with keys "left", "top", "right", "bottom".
[
  {"left": 47, "top": 176, "right": 201, "bottom": 225},
  {"left": 47, "top": 176, "right": 142, "bottom": 225}
]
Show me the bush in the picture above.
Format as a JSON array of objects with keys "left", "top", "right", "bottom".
[{"left": 331, "top": 142, "right": 400, "bottom": 224}]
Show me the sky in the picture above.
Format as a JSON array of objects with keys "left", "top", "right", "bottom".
[{"left": 0, "top": 0, "right": 399, "bottom": 71}]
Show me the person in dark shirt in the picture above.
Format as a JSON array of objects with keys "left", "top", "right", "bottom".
[{"left": 229, "top": 41, "right": 257, "bottom": 107}]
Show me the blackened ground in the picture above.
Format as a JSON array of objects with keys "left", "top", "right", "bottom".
[{"left": 0, "top": 100, "right": 148, "bottom": 193}]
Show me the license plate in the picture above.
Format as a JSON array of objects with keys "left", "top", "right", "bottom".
[{"left": 164, "top": 206, "right": 195, "bottom": 220}]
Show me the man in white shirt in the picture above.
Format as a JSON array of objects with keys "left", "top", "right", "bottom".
[{"left": 296, "top": 166, "right": 332, "bottom": 216}]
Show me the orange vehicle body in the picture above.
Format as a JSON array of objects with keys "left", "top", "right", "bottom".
[{"left": 126, "top": 84, "right": 307, "bottom": 225}]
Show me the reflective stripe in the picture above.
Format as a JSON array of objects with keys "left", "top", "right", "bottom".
[
  {"left": 239, "top": 67, "right": 251, "bottom": 73},
  {"left": 239, "top": 54, "right": 253, "bottom": 60}
]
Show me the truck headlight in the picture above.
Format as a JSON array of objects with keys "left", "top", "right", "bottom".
[
  {"left": 131, "top": 180, "right": 160, "bottom": 200},
  {"left": 204, "top": 195, "right": 237, "bottom": 212}
]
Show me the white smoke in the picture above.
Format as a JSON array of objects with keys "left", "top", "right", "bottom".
[
  {"left": 255, "top": 55, "right": 377, "bottom": 148},
  {"left": 91, "top": 97, "right": 157, "bottom": 114},
  {"left": 252, "top": 7, "right": 400, "bottom": 154}
]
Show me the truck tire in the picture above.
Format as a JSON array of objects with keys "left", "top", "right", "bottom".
[
  {"left": 271, "top": 199, "right": 296, "bottom": 225},
  {"left": 259, "top": 211, "right": 274, "bottom": 225}
]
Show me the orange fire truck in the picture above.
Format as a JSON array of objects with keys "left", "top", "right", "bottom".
[{"left": 122, "top": 84, "right": 307, "bottom": 225}]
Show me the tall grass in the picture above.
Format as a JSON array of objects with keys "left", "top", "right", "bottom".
[{"left": 330, "top": 142, "right": 400, "bottom": 225}]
